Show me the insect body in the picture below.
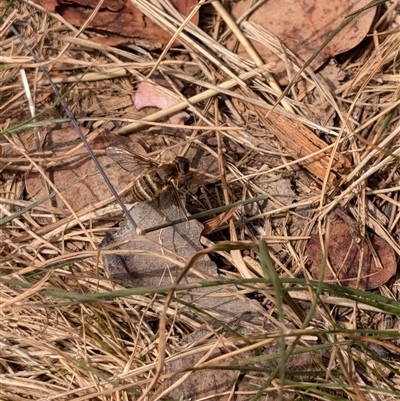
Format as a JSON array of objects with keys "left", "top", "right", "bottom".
[
  {"left": 131, "top": 156, "right": 190, "bottom": 202},
  {"left": 106, "top": 145, "right": 190, "bottom": 203}
]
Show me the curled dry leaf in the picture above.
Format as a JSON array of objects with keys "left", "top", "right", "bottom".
[
  {"left": 306, "top": 220, "right": 397, "bottom": 290},
  {"left": 134, "top": 74, "right": 190, "bottom": 125},
  {"left": 32, "top": 0, "right": 199, "bottom": 47},
  {"left": 227, "top": 0, "right": 376, "bottom": 84}
]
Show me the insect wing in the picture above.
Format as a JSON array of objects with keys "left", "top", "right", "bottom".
[
  {"left": 161, "top": 182, "right": 190, "bottom": 235},
  {"left": 106, "top": 145, "right": 158, "bottom": 175}
]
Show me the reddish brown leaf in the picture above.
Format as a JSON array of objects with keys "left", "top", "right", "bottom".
[
  {"left": 36, "top": 0, "right": 58, "bottom": 12},
  {"left": 24, "top": 128, "right": 135, "bottom": 212},
  {"left": 62, "top": 0, "right": 124, "bottom": 11},
  {"left": 227, "top": 0, "right": 376, "bottom": 84},
  {"left": 306, "top": 220, "right": 397, "bottom": 290},
  {"left": 32, "top": 0, "right": 199, "bottom": 46}
]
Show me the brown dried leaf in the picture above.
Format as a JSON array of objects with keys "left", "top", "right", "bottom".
[
  {"left": 32, "top": 0, "right": 199, "bottom": 46},
  {"left": 34, "top": 0, "right": 58, "bottom": 11},
  {"left": 24, "top": 128, "right": 135, "bottom": 211},
  {"left": 227, "top": 0, "right": 376, "bottom": 84},
  {"left": 306, "top": 220, "right": 397, "bottom": 290}
]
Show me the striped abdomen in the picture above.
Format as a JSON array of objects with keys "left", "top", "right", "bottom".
[
  {"left": 131, "top": 171, "right": 167, "bottom": 202},
  {"left": 130, "top": 158, "right": 189, "bottom": 203}
]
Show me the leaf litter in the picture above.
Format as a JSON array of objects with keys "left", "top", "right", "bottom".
[
  {"left": 101, "top": 191, "right": 263, "bottom": 322},
  {"left": 22, "top": 127, "right": 136, "bottom": 211},
  {"left": 31, "top": 0, "right": 199, "bottom": 46},
  {"left": 226, "top": 0, "right": 377, "bottom": 84},
  {"left": 1, "top": 0, "right": 400, "bottom": 400},
  {"left": 307, "top": 219, "right": 397, "bottom": 290}
]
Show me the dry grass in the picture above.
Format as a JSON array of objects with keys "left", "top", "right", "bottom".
[{"left": 1, "top": 0, "right": 400, "bottom": 400}]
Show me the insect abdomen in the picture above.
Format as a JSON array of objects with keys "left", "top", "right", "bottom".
[{"left": 132, "top": 173, "right": 166, "bottom": 202}]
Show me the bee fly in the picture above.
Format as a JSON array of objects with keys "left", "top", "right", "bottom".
[{"left": 106, "top": 145, "right": 190, "bottom": 212}]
